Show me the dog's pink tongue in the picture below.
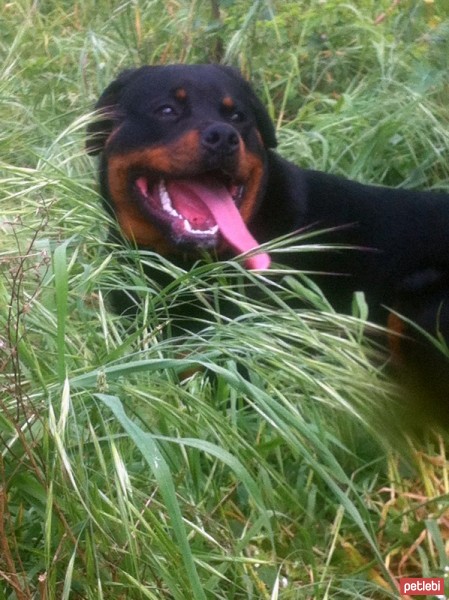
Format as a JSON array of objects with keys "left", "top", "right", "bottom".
[{"left": 168, "top": 179, "right": 271, "bottom": 270}]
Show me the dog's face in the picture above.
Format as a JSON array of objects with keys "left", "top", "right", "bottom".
[{"left": 87, "top": 65, "right": 276, "bottom": 268}]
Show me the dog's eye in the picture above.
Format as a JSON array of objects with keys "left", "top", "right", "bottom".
[
  {"left": 229, "top": 110, "right": 245, "bottom": 123},
  {"left": 155, "top": 105, "right": 177, "bottom": 117}
]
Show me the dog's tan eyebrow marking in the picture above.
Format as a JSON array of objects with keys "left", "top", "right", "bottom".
[
  {"left": 175, "top": 87, "right": 188, "bottom": 101},
  {"left": 222, "top": 96, "right": 235, "bottom": 109}
]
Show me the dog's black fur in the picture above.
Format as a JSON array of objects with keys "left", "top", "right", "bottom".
[{"left": 87, "top": 64, "right": 449, "bottom": 415}]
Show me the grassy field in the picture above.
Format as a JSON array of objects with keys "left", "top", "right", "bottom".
[{"left": 1, "top": 0, "right": 449, "bottom": 598}]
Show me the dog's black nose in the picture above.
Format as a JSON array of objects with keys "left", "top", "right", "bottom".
[{"left": 201, "top": 123, "right": 240, "bottom": 156}]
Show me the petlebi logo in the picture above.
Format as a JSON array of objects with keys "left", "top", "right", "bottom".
[{"left": 399, "top": 577, "right": 445, "bottom": 597}]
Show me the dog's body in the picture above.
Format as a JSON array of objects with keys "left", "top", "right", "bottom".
[{"left": 87, "top": 64, "right": 449, "bottom": 411}]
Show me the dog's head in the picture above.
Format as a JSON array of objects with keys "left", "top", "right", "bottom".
[{"left": 86, "top": 64, "right": 276, "bottom": 268}]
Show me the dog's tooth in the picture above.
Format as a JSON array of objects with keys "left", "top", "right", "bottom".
[
  {"left": 183, "top": 220, "right": 218, "bottom": 236},
  {"left": 159, "top": 180, "right": 182, "bottom": 218},
  {"left": 159, "top": 180, "right": 172, "bottom": 210},
  {"left": 232, "top": 185, "right": 244, "bottom": 203}
]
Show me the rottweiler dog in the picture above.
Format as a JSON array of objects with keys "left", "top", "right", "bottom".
[{"left": 86, "top": 64, "right": 449, "bottom": 412}]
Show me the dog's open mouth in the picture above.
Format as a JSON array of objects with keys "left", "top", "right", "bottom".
[
  {"left": 135, "top": 174, "right": 243, "bottom": 239},
  {"left": 133, "top": 173, "right": 270, "bottom": 269}
]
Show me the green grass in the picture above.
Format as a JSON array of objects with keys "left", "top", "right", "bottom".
[{"left": 1, "top": 0, "right": 449, "bottom": 598}]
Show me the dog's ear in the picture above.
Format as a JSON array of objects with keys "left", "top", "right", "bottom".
[
  {"left": 86, "top": 68, "right": 139, "bottom": 156},
  {"left": 218, "top": 66, "right": 277, "bottom": 149}
]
